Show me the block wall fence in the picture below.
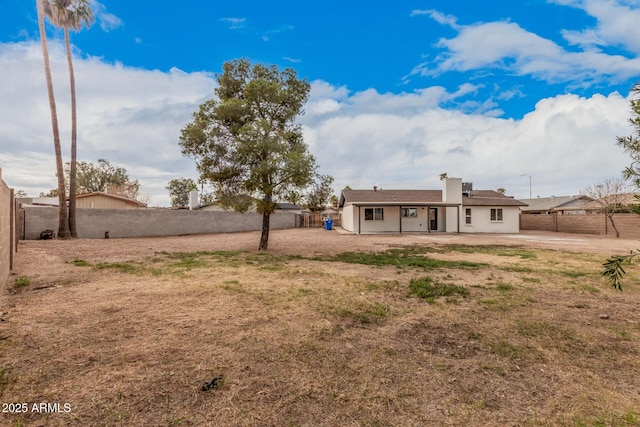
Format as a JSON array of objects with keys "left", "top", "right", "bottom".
[
  {"left": 0, "top": 168, "right": 17, "bottom": 287},
  {"left": 520, "top": 213, "right": 640, "bottom": 239},
  {"left": 19, "top": 206, "right": 297, "bottom": 240}
]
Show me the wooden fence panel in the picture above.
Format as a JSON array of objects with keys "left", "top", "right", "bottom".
[{"left": 297, "top": 213, "right": 341, "bottom": 228}]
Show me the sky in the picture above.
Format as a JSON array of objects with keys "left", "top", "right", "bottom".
[{"left": 1, "top": 0, "right": 639, "bottom": 206}]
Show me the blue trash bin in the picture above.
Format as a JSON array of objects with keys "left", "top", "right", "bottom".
[{"left": 325, "top": 218, "right": 333, "bottom": 230}]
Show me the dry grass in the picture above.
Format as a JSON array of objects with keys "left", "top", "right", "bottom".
[{"left": 1, "top": 229, "right": 639, "bottom": 426}]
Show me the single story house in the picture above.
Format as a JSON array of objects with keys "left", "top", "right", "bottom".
[
  {"left": 339, "top": 178, "right": 527, "bottom": 234},
  {"left": 73, "top": 192, "right": 146, "bottom": 209},
  {"left": 518, "top": 195, "right": 592, "bottom": 215}
]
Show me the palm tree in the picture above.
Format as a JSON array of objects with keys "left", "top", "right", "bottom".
[
  {"left": 36, "top": 0, "right": 69, "bottom": 238},
  {"left": 43, "top": 0, "right": 94, "bottom": 238}
]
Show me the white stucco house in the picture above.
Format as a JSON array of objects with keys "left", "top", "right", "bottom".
[{"left": 338, "top": 178, "right": 527, "bottom": 234}]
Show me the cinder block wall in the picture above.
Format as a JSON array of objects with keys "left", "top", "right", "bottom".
[
  {"left": 0, "top": 168, "right": 14, "bottom": 286},
  {"left": 556, "top": 214, "right": 604, "bottom": 235},
  {"left": 521, "top": 212, "right": 640, "bottom": 238},
  {"left": 520, "top": 214, "right": 556, "bottom": 231},
  {"left": 21, "top": 206, "right": 297, "bottom": 239}
]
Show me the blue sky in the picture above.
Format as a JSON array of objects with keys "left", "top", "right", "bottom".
[{"left": 0, "top": 0, "right": 639, "bottom": 205}]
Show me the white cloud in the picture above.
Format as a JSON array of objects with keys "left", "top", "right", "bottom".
[
  {"left": 0, "top": 41, "right": 634, "bottom": 206},
  {"left": 0, "top": 41, "right": 214, "bottom": 206},
  {"left": 92, "top": 1, "right": 124, "bottom": 32},
  {"left": 303, "top": 81, "right": 633, "bottom": 199},
  {"left": 220, "top": 17, "right": 246, "bottom": 30},
  {"left": 413, "top": 9, "right": 640, "bottom": 85},
  {"left": 552, "top": 0, "right": 640, "bottom": 53},
  {"left": 411, "top": 9, "right": 461, "bottom": 30}
]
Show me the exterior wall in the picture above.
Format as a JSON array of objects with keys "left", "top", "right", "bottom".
[
  {"left": 341, "top": 205, "right": 355, "bottom": 232},
  {"left": 443, "top": 178, "right": 462, "bottom": 232},
  {"left": 358, "top": 206, "right": 401, "bottom": 234},
  {"left": 400, "top": 206, "right": 445, "bottom": 232},
  {"left": 20, "top": 206, "right": 296, "bottom": 239},
  {"left": 462, "top": 206, "right": 521, "bottom": 233},
  {"left": 521, "top": 212, "right": 640, "bottom": 238},
  {"left": 1, "top": 168, "right": 16, "bottom": 287},
  {"left": 76, "top": 194, "right": 138, "bottom": 209}
]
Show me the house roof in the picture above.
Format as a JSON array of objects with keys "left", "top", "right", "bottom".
[
  {"left": 519, "top": 195, "right": 591, "bottom": 212},
  {"left": 72, "top": 192, "right": 147, "bottom": 207},
  {"left": 463, "top": 190, "right": 528, "bottom": 207},
  {"left": 340, "top": 190, "right": 445, "bottom": 207},
  {"left": 340, "top": 189, "right": 527, "bottom": 207}
]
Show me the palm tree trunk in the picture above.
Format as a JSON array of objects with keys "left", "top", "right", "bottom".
[
  {"left": 37, "top": 0, "right": 69, "bottom": 239},
  {"left": 65, "top": 27, "right": 78, "bottom": 238}
]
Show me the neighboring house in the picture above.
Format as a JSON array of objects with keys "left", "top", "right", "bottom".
[
  {"left": 555, "top": 193, "right": 639, "bottom": 214},
  {"left": 321, "top": 207, "right": 339, "bottom": 216},
  {"left": 15, "top": 197, "right": 59, "bottom": 207},
  {"left": 519, "top": 195, "right": 592, "bottom": 215},
  {"left": 339, "top": 178, "right": 527, "bottom": 234},
  {"left": 194, "top": 200, "right": 305, "bottom": 213},
  {"left": 73, "top": 192, "right": 146, "bottom": 209},
  {"left": 276, "top": 203, "right": 307, "bottom": 214}
]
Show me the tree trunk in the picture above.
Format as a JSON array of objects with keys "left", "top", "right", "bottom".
[
  {"left": 607, "top": 214, "right": 620, "bottom": 238},
  {"left": 65, "top": 28, "right": 78, "bottom": 238},
  {"left": 37, "top": 0, "right": 69, "bottom": 239},
  {"left": 259, "top": 211, "right": 270, "bottom": 251}
]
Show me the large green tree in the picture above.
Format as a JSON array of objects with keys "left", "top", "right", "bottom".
[
  {"left": 65, "top": 159, "right": 141, "bottom": 199},
  {"left": 166, "top": 178, "right": 197, "bottom": 207},
  {"left": 36, "top": 0, "right": 69, "bottom": 238},
  {"left": 180, "top": 59, "right": 317, "bottom": 250},
  {"left": 305, "top": 174, "right": 335, "bottom": 212},
  {"left": 43, "top": 0, "right": 94, "bottom": 238}
]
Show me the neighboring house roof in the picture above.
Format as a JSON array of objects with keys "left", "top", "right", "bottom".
[
  {"left": 519, "top": 195, "right": 591, "bottom": 212},
  {"left": 559, "top": 193, "right": 639, "bottom": 212},
  {"left": 276, "top": 202, "right": 305, "bottom": 211},
  {"left": 321, "top": 207, "right": 339, "bottom": 215},
  {"left": 463, "top": 190, "right": 528, "bottom": 207},
  {"left": 340, "top": 189, "right": 526, "bottom": 207},
  {"left": 72, "top": 192, "right": 147, "bottom": 208}
]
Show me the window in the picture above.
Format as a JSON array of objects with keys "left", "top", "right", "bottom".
[
  {"left": 491, "top": 208, "right": 503, "bottom": 222},
  {"left": 401, "top": 208, "right": 417, "bottom": 218},
  {"left": 364, "top": 208, "right": 384, "bottom": 221},
  {"left": 465, "top": 208, "right": 472, "bottom": 225}
]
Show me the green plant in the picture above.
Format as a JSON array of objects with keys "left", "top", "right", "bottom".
[
  {"left": 72, "top": 258, "right": 91, "bottom": 266},
  {"left": 408, "top": 277, "right": 469, "bottom": 302},
  {"left": 325, "top": 247, "right": 486, "bottom": 270},
  {"left": 14, "top": 277, "right": 30, "bottom": 288},
  {"left": 495, "top": 282, "right": 514, "bottom": 292},
  {"left": 602, "top": 250, "right": 640, "bottom": 291}
]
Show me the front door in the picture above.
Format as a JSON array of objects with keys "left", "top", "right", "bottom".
[{"left": 429, "top": 208, "right": 438, "bottom": 231}]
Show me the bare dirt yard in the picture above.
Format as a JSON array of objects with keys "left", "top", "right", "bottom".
[{"left": 1, "top": 229, "right": 639, "bottom": 426}]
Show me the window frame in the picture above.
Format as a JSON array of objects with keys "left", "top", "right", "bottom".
[
  {"left": 401, "top": 207, "right": 418, "bottom": 218},
  {"left": 465, "top": 208, "right": 472, "bottom": 225},
  {"left": 364, "top": 207, "right": 385, "bottom": 221},
  {"left": 490, "top": 208, "right": 503, "bottom": 222}
]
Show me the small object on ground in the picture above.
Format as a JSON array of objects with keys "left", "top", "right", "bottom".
[
  {"left": 39, "top": 229, "right": 54, "bottom": 240},
  {"left": 104, "top": 231, "right": 110, "bottom": 239},
  {"left": 201, "top": 376, "right": 223, "bottom": 392},
  {"left": 598, "top": 314, "right": 611, "bottom": 319}
]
